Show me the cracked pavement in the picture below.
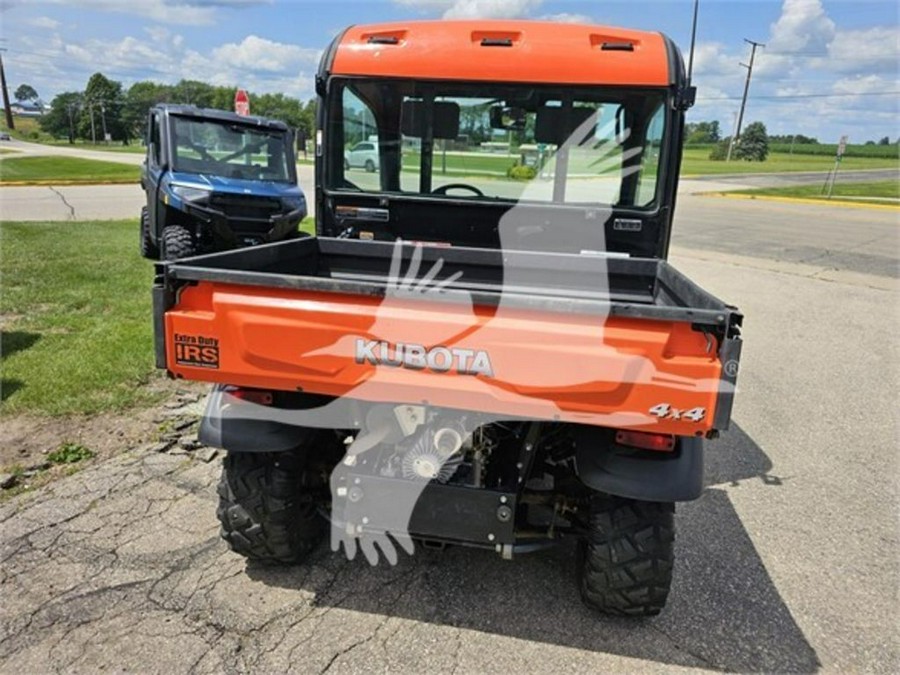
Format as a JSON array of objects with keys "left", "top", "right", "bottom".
[
  {"left": 0, "top": 441, "right": 821, "bottom": 674},
  {"left": 1, "top": 171, "right": 897, "bottom": 671}
]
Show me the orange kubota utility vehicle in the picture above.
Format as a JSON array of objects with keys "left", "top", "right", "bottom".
[{"left": 153, "top": 21, "right": 742, "bottom": 617}]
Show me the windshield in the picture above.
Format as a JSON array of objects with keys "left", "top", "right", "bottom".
[
  {"left": 171, "top": 117, "right": 292, "bottom": 182},
  {"left": 326, "top": 79, "right": 667, "bottom": 208}
]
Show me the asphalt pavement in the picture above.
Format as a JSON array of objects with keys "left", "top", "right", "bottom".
[
  {"left": 0, "top": 146, "right": 898, "bottom": 673},
  {"left": 690, "top": 167, "right": 898, "bottom": 189}
]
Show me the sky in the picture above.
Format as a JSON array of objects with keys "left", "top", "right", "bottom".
[{"left": 1, "top": 0, "right": 897, "bottom": 141}]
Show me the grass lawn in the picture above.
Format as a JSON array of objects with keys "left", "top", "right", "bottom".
[
  {"left": 723, "top": 179, "right": 899, "bottom": 204},
  {"left": 681, "top": 147, "right": 899, "bottom": 175},
  {"left": 1, "top": 219, "right": 317, "bottom": 416},
  {"left": 0, "top": 155, "right": 139, "bottom": 184},
  {"left": 1, "top": 220, "right": 160, "bottom": 415},
  {"left": 397, "top": 147, "right": 898, "bottom": 179}
]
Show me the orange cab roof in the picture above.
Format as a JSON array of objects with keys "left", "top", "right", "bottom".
[{"left": 329, "top": 20, "right": 674, "bottom": 87}]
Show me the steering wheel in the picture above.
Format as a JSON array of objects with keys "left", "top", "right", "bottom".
[{"left": 432, "top": 183, "right": 484, "bottom": 197}]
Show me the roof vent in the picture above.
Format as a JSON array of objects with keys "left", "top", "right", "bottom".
[
  {"left": 362, "top": 30, "right": 407, "bottom": 46},
  {"left": 481, "top": 37, "right": 513, "bottom": 47},
  {"left": 472, "top": 30, "right": 521, "bottom": 47},
  {"left": 601, "top": 42, "right": 635, "bottom": 51}
]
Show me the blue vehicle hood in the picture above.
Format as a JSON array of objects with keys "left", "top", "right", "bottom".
[{"left": 167, "top": 171, "right": 304, "bottom": 199}]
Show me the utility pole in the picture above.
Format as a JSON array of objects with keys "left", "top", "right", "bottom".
[
  {"left": 100, "top": 102, "right": 108, "bottom": 143},
  {"left": 66, "top": 103, "right": 76, "bottom": 144},
  {"left": 88, "top": 102, "right": 96, "bottom": 144},
  {"left": 727, "top": 38, "right": 764, "bottom": 161},
  {"left": 0, "top": 50, "right": 15, "bottom": 131}
]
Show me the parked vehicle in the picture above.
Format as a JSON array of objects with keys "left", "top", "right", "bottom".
[
  {"left": 140, "top": 104, "right": 307, "bottom": 260},
  {"left": 153, "top": 20, "right": 742, "bottom": 617},
  {"left": 344, "top": 140, "right": 379, "bottom": 171}
]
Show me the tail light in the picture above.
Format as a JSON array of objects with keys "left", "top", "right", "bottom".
[
  {"left": 615, "top": 430, "right": 675, "bottom": 452},
  {"left": 224, "top": 387, "right": 274, "bottom": 406}
]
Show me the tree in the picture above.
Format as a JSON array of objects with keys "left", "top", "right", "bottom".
[
  {"left": 734, "top": 121, "right": 769, "bottom": 161},
  {"left": 708, "top": 139, "right": 729, "bottom": 161},
  {"left": 123, "top": 80, "right": 173, "bottom": 141},
  {"left": 171, "top": 80, "right": 218, "bottom": 107},
  {"left": 878, "top": 136, "right": 891, "bottom": 146},
  {"left": 253, "top": 92, "right": 306, "bottom": 127},
  {"left": 14, "top": 84, "right": 38, "bottom": 102},
  {"left": 685, "top": 120, "right": 720, "bottom": 145},
  {"left": 81, "top": 72, "right": 126, "bottom": 143},
  {"left": 40, "top": 92, "right": 83, "bottom": 143}
]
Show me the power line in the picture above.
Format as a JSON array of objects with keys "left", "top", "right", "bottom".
[
  {"left": 727, "top": 38, "right": 764, "bottom": 161},
  {"left": 698, "top": 91, "right": 900, "bottom": 101}
]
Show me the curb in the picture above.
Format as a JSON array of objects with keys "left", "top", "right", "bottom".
[{"left": 699, "top": 192, "right": 899, "bottom": 212}]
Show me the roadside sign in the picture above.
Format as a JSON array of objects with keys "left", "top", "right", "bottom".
[
  {"left": 234, "top": 89, "right": 250, "bottom": 116},
  {"left": 836, "top": 135, "right": 848, "bottom": 158}
]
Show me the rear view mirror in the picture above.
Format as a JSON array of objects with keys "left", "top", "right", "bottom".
[
  {"left": 534, "top": 106, "right": 597, "bottom": 145},
  {"left": 401, "top": 100, "right": 460, "bottom": 140},
  {"left": 489, "top": 106, "right": 527, "bottom": 130}
]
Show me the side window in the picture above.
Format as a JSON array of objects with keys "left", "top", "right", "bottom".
[
  {"left": 342, "top": 87, "right": 379, "bottom": 189},
  {"left": 635, "top": 104, "right": 664, "bottom": 206},
  {"left": 148, "top": 114, "right": 161, "bottom": 166}
]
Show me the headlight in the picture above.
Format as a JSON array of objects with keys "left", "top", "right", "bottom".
[
  {"left": 170, "top": 185, "right": 210, "bottom": 203},
  {"left": 282, "top": 196, "right": 306, "bottom": 210}
]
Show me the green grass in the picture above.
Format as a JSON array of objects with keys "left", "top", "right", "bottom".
[
  {"left": 681, "top": 147, "right": 899, "bottom": 175},
  {"left": 2, "top": 116, "right": 143, "bottom": 152},
  {"left": 0, "top": 156, "right": 139, "bottom": 184},
  {"left": 47, "top": 442, "right": 96, "bottom": 464},
  {"left": 768, "top": 142, "right": 899, "bottom": 159},
  {"left": 299, "top": 216, "right": 315, "bottom": 235},
  {"left": 1, "top": 220, "right": 161, "bottom": 415},
  {"left": 724, "top": 179, "right": 899, "bottom": 204},
  {"left": 397, "top": 147, "right": 898, "bottom": 180}
]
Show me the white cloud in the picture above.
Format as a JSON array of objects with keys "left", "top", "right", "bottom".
[
  {"left": 392, "top": 0, "right": 543, "bottom": 19},
  {"left": 211, "top": 35, "right": 321, "bottom": 74},
  {"left": 537, "top": 13, "right": 593, "bottom": 24},
  {"left": 832, "top": 74, "right": 900, "bottom": 97},
  {"left": 767, "top": 0, "right": 835, "bottom": 52},
  {"left": 686, "top": 0, "right": 899, "bottom": 140},
  {"left": 36, "top": 0, "right": 268, "bottom": 26},
  {"left": 827, "top": 26, "right": 900, "bottom": 74},
  {"left": 26, "top": 16, "right": 60, "bottom": 29},
  {"left": 8, "top": 31, "right": 321, "bottom": 101}
]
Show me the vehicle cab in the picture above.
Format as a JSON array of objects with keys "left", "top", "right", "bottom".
[{"left": 314, "top": 20, "right": 695, "bottom": 258}]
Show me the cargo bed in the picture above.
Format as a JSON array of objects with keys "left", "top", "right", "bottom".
[{"left": 154, "top": 237, "right": 742, "bottom": 435}]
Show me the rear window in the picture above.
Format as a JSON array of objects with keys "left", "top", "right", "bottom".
[{"left": 328, "top": 79, "right": 667, "bottom": 208}]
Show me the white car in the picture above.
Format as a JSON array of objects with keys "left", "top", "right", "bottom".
[{"left": 344, "top": 141, "right": 379, "bottom": 172}]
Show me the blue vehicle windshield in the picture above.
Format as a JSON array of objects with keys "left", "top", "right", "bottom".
[{"left": 171, "top": 117, "right": 292, "bottom": 182}]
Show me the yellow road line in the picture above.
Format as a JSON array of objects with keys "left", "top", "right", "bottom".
[{"left": 699, "top": 192, "right": 900, "bottom": 212}]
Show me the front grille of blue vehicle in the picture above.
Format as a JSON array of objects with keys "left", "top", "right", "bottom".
[{"left": 208, "top": 194, "right": 284, "bottom": 225}]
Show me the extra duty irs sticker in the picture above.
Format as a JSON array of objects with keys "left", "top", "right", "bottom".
[{"left": 174, "top": 334, "right": 220, "bottom": 369}]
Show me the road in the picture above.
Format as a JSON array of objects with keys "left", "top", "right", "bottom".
[
  {"left": 0, "top": 137, "right": 146, "bottom": 165},
  {"left": 690, "top": 167, "right": 898, "bottom": 189},
  {"left": 1, "top": 149, "right": 898, "bottom": 673}
]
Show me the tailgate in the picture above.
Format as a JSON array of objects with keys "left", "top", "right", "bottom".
[{"left": 155, "top": 277, "right": 741, "bottom": 436}]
